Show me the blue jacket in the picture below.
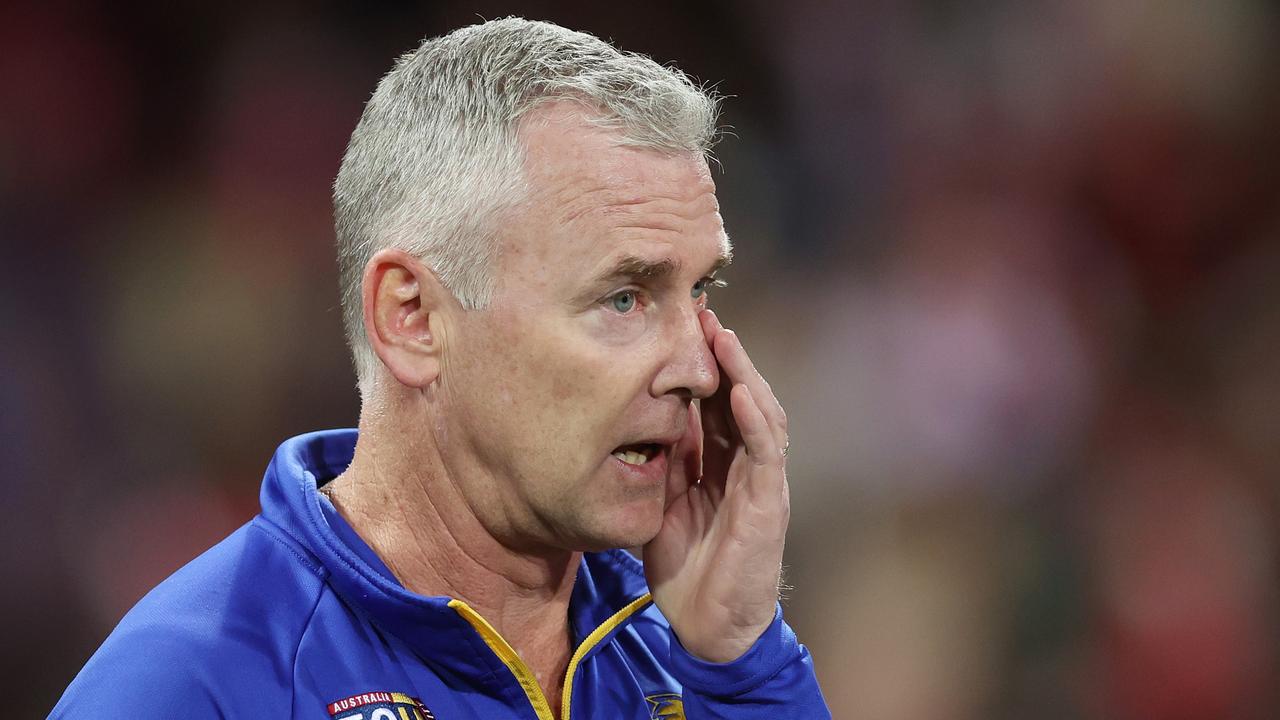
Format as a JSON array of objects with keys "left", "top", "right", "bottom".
[{"left": 54, "top": 430, "right": 830, "bottom": 719}]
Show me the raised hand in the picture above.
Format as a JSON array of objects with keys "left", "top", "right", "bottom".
[{"left": 643, "top": 309, "right": 791, "bottom": 662}]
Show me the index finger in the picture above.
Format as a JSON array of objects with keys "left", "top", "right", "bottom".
[
  {"left": 699, "top": 307, "right": 721, "bottom": 346},
  {"left": 701, "top": 310, "right": 788, "bottom": 450},
  {"left": 699, "top": 311, "right": 738, "bottom": 448}
]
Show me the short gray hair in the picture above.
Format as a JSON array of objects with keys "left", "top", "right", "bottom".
[{"left": 333, "top": 17, "right": 722, "bottom": 398}]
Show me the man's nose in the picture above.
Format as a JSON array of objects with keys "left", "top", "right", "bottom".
[{"left": 652, "top": 307, "right": 719, "bottom": 400}]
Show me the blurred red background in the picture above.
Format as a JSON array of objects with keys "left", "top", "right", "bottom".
[{"left": 3, "top": 1, "right": 1279, "bottom": 717}]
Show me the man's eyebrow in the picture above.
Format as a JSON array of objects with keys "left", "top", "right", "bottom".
[
  {"left": 709, "top": 249, "right": 734, "bottom": 274},
  {"left": 594, "top": 249, "right": 734, "bottom": 285}
]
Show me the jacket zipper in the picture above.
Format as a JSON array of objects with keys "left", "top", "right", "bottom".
[{"left": 449, "top": 593, "right": 653, "bottom": 720}]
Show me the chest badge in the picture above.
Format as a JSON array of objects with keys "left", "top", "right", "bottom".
[
  {"left": 645, "top": 693, "right": 685, "bottom": 719},
  {"left": 326, "top": 691, "right": 435, "bottom": 720}
]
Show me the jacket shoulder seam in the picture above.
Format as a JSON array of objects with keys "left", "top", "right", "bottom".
[
  {"left": 289, "top": 581, "right": 331, "bottom": 719},
  {"left": 249, "top": 517, "right": 326, "bottom": 578}
]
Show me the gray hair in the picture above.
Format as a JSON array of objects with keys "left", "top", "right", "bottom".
[{"left": 333, "top": 17, "right": 722, "bottom": 399}]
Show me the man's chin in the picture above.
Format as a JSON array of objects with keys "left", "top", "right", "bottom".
[
  {"left": 572, "top": 527, "right": 661, "bottom": 554},
  {"left": 547, "top": 485, "right": 666, "bottom": 552},
  {"left": 572, "top": 508, "right": 664, "bottom": 553}
]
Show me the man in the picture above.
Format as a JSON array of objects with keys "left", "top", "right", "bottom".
[{"left": 55, "top": 18, "right": 829, "bottom": 719}]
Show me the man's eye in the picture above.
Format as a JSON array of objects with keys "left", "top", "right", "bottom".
[
  {"left": 610, "top": 291, "right": 637, "bottom": 313},
  {"left": 692, "top": 277, "right": 723, "bottom": 300}
]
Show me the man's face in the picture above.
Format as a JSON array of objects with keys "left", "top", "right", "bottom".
[{"left": 437, "top": 103, "right": 729, "bottom": 552}]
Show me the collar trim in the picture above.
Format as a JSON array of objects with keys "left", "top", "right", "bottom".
[{"left": 448, "top": 592, "right": 655, "bottom": 720}]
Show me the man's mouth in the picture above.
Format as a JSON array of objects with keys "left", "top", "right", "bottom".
[{"left": 610, "top": 443, "right": 662, "bottom": 466}]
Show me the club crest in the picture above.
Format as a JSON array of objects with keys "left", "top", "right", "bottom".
[
  {"left": 645, "top": 693, "right": 685, "bottom": 719},
  {"left": 326, "top": 691, "right": 435, "bottom": 720}
]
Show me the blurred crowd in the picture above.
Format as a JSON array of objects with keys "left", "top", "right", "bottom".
[{"left": 3, "top": 1, "right": 1278, "bottom": 717}]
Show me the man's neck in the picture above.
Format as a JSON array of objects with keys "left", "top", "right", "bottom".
[{"left": 322, "top": 420, "right": 580, "bottom": 711}]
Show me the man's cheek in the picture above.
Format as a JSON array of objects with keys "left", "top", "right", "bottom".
[{"left": 548, "top": 358, "right": 611, "bottom": 403}]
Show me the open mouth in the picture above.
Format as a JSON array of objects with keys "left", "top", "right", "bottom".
[{"left": 611, "top": 443, "right": 662, "bottom": 466}]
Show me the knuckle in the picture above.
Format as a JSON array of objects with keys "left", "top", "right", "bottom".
[{"left": 750, "top": 448, "right": 779, "bottom": 468}]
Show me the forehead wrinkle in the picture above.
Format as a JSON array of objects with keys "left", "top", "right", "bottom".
[
  {"left": 590, "top": 191, "right": 724, "bottom": 249},
  {"left": 557, "top": 187, "right": 718, "bottom": 229},
  {"left": 549, "top": 151, "right": 718, "bottom": 224},
  {"left": 600, "top": 186, "right": 719, "bottom": 216},
  {"left": 553, "top": 181, "right": 616, "bottom": 225},
  {"left": 605, "top": 202, "right": 691, "bottom": 226}
]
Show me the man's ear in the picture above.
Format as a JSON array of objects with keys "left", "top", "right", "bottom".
[{"left": 361, "top": 248, "right": 454, "bottom": 389}]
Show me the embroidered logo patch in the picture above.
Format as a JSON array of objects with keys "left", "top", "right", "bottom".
[
  {"left": 645, "top": 693, "right": 685, "bottom": 719},
  {"left": 326, "top": 691, "right": 435, "bottom": 720}
]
